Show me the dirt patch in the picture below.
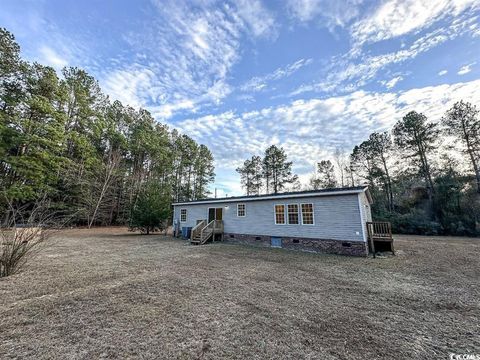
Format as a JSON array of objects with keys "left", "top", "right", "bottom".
[{"left": 1, "top": 228, "right": 479, "bottom": 359}]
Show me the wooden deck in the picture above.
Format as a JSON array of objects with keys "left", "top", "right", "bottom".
[{"left": 366, "top": 221, "right": 395, "bottom": 257}]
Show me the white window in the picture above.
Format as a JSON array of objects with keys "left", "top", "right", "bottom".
[
  {"left": 237, "top": 204, "right": 246, "bottom": 217},
  {"left": 301, "top": 203, "right": 314, "bottom": 225},
  {"left": 287, "top": 204, "right": 299, "bottom": 224},
  {"left": 180, "top": 209, "right": 187, "bottom": 222},
  {"left": 274, "top": 204, "right": 286, "bottom": 224}
]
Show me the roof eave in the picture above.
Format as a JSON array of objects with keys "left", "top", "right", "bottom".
[{"left": 173, "top": 187, "right": 369, "bottom": 206}]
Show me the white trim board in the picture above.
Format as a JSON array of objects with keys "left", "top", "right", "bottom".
[{"left": 357, "top": 194, "right": 367, "bottom": 243}]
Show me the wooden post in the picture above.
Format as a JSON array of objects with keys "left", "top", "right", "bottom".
[{"left": 368, "top": 223, "right": 376, "bottom": 258}]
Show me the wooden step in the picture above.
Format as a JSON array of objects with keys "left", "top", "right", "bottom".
[
  {"left": 193, "top": 233, "right": 211, "bottom": 239},
  {"left": 190, "top": 231, "right": 216, "bottom": 245}
]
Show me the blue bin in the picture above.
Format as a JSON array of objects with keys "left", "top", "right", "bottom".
[{"left": 181, "top": 227, "right": 192, "bottom": 239}]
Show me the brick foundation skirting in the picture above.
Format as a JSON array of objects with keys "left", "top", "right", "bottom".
[{"left": 223, "top": 233, "right": 368, "bottom": 256}]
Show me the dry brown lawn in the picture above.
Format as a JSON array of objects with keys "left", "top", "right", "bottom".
[{"left": 1, "top": 228, "right": 479, "bottom": 359}]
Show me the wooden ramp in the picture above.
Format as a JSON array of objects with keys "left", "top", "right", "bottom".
[{"left": 366, "top": 221, "right": 395, "bottom": 258}]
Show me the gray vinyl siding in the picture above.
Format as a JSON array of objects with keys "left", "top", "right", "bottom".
[{"left": 174, "top": 193, "right": 366, "bottom": 242}]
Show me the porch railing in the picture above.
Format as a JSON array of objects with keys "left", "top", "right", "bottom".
[{"left": 366, "top": 221, "right": 394, "bottom": 257}]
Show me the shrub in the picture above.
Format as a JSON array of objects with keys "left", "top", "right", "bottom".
[
  {"left": 386, "top": 211, "right": 442, "bottom": 235},
  {"left": 129, "top": 182, "right": 171, "bottom": 235},
  {"left": 0, "top": 198, "right": 57, "bottom": 278},
  {"left": 0, "top": 226, "right": 46, "bottom": 277}
]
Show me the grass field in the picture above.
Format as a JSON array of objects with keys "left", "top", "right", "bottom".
[{"left": 1, "top": 228, "right": 479, "bottom": 359}]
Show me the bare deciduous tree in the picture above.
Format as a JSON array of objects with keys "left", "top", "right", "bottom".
[
  {"left": 0, "top": 198, "right": 60, "bottom": 277},
  {"left": 333, "top": 148, "right": 347, "bottom": 187},
  {"left": 88, "top": 150, "right": 122, "bottom": 228}
]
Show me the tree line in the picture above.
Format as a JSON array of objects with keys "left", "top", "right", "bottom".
[
  {"left": 0, "top": 28, "right": 215, "bottom": 228},
  {"left": 346, "top": 105, "right": 480, "bottom": 236},
  {"left": 237, "top": 104, "right": 480, "bottom": 236}
]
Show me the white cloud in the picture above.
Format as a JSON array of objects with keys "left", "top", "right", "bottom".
[
  {"left": 285, "top": 0, "right": 479, "bottom": 46},
  {"left": 176, "top": 79, "right": 480, "bottom": 194},
  {"left": 291, "top": 13, "right": 479, "bottom": 96},
  {"left": 101, "top": 0, "right": 277, "bottom": 119},
  {"left": 287, "top": 0, "right": 323, "bottom": 22},
  {"left": 240, "top": 58, "right": 313, "bottom": 93},
  {"left": 351, "top": 0, "right": 479, "bottom": 45},
  {"left": 438, "top": 69, "right": 448, "bottom": 75},
  {"left": 235, "top": 0, "right": 277, "bottom": 38},
  {"left": 209, "top": 175, "right": 245, "bottom": 198},
  {"left": 382, "top": 76, "right": 403, "bottom": 89},
  {"left": 152, "top": 100, "right": 197, "bottom": 119},
  {"left": 286, "top": 0, "right": 365, "bottom": 30},
  {"left": 102, "top": 67, "right": 156, "bottom": 109},
  {"left": 0, "top": 6, "right": 96, "bottom": 74},
  {"left": 458, "top": 62, "right": 475, "bottom": 74},
  {"left": 38, "top": 46, "right": 68, "bottom": 70}
]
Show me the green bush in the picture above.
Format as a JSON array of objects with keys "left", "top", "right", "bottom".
[
  {"left": 384, "top": 211, "right": 442, "bottom": 235},
  {"left": 129, "top": 182, "right": 171, "bottom": 235}
]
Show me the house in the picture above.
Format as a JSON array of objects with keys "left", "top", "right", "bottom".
[{"left": 172, "top": 186, "right": 373, "bottom": 256}]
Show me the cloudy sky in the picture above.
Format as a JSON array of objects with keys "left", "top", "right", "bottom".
[{"left": 2, "top": 0, "right": 480, "bottom": 195}]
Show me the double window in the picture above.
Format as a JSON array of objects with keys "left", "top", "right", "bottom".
[
  {"left": 237, "top": 204, "right": 246, "bottom": 217},
  {"left": 180, "top": 209, "right": 187, "bottom": 222},
  {"left": 275, "top": 203, "right": 314, "bottom": 225}
]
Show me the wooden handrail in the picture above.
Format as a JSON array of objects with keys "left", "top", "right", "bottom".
[
  {"left": 190, "top": 219, "right": 224, "bottom": 244},
  {"left": 191, "top": 220, "right": 206, "bottom": 241},
  {"left": 200, "top": 220, "right": 215, "bottom": 244}
]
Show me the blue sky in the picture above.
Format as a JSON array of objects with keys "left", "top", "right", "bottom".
[{"left": 2, "top": 0, "right": 480, "bottom": 195}]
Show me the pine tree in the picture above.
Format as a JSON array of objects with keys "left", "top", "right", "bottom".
[
  {"left": 193, "top": 145, "right": 215, "bottom": 199},
  {"left": 250, "top": 155, "right": 263, "bottom": 195},
  {"left": 236, "top": 155, "right": 262, "bottom": 195},
  {"left": 129, "top": 181, "right": 171, "bottom": 235},
  {"left": 1, "top": 61, "right": 68, "bottom": 202},
  {"left": 263, "top": 145, "right": 298, "bottom": 194},
  {"left": 236, "top": 158, "right": 254, "bottom": 195},
  {"left": 443, "top": 101, "right": 480, "bottom": 193},
  {"left": 350, "top": 142, "right": 376, "bottom": 187},
  {"left": 393, "top": 111, "right": 438, "bottom": 199},
  {"left": 351, "top": 132, "right": 394, "bottom": 211},
  {"left": 310, "top": 160, "right": 337, "bottom": 189},
  {"left": 0, "top": 28, "right": 216, "bottom": 225}
]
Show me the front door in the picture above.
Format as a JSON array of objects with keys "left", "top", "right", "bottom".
[{"left": 208, "top": 208, "right": 223, "bottom": 222}]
